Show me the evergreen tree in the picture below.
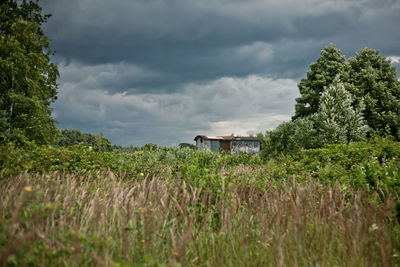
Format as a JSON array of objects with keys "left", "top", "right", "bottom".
[{"left": 0, "top": 0, "right": 59, "bottom": 144}]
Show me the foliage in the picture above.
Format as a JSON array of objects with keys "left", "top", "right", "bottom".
[
  {"left": 293, "top": 44, "right": 349, "bottom": 120},
  {"left": 141, "top": 143, "right": 158, "bottom": 151},
  {"left": 296, "top": 137, "right": 400, "bottom": 194},
  {"left": 0, "top": 137, "right": 400, "bottom": 265},
  {"left": 0, "top": 0, "right": 51, "bottom": 35},
  {"left": 293, "top": 44, "right": 400, "bottom": 141},
  {"left": 179, "top": 142, "right": 196, "bottom": 149},
  {"left": 315, "top": 75, "right": 368, "bottom": 144},
  {"left": 111, "top": 144, "right": 139, "bottom": 153},
  {"left": 349, "top": 48, "right": 400, "bottom": 139},
  {"left": 0, "top": 139, "right": 261, "bottom": 180},
  {"left": 263, "top": 74, "right": 372, "bottom": 158},
  {"left": 0, "top": 0, "right": 59, "bottom": 145},
  {"left": 55, "top": 129, "right": 112, "bottom": 152},
  {"left": 260, "top": 116, "right": 318, "bottom": 158},
  {"left": 1, "top": 137, "right": 399, "bottom": 194}
]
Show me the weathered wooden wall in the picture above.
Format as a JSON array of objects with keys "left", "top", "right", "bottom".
[
  {"left": 230, "top": 140, "right": 260, "bottom": 155},
  {"left": 196, "top": 138, "right": 260, "bottom": 155}
]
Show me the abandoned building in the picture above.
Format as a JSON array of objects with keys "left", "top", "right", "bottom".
[{"left": 194, "top": 135, "right": 261, "bottom": 155}]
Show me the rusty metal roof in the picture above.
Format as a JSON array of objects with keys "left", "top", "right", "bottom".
[{"left": 194, "top": 135, "right": 261, "bottom": 141}]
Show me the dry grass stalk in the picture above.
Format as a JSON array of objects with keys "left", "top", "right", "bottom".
[{"left": 0, "top": 171, "right": 398, "bottom": 266}]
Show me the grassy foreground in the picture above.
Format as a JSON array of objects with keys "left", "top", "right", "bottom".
[{"left": 1, "top": 139, "right": 400, "bottom": 266}]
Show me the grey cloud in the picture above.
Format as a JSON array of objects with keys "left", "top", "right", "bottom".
[
  {"left": 42, "top": 0, "right": 400, "bottom": 85},
  {"left": 53, "top": 72, "right": 299, "bottom": 146},
  {"left": 57, "top": 60, "right": 169, "bottom": 93},
  {"left": 43, "top": 0, "right": 400, "bottom": 145}
]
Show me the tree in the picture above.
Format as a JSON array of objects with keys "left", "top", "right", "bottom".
[
  {"left": 94, "top": 133, "right": 112, "bottom": 152},
  {"left": 0, "top": 0, "right": 59, "bottom": 144},
  {"left": 315, "top": 75, "right": 368, "bottom": 144},
  {"left": 261, "top": 117, "right": 317, "bottom": 158},
  {"left": 293, "top": 44, "right": 400, "bottom": 140},
  {"left": 179, "top": 143, "right": 195, "bottom": 149},
  {"left": 349, "top": 48, "right": 400, "bottom": 139},
  {"left": 262, "top": 76, "right": 370, "bottom": 158},
  {"left": 142, "top": 143, "right": 158, "bottom": 151},
  {"left": 293, "top": 44, "right": 349, "bottom": 120},
  {"left": 56, "top": 129, "right": 112, "bottom": 152},
  {"left": 57, "top": 129, "right": 91, "bottom": 147}
]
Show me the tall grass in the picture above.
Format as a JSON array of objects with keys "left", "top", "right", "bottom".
[{"left": 1, "top": 170, "right": 399, "bottom": 266}]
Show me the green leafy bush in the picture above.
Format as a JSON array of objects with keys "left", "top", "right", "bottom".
[{"left": 297, "top": 137, "right": 400, "bottom": 194}]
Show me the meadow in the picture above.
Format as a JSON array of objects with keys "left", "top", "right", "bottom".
[{"left": 1, "top": 138, "right": 400, "bottom": 266}]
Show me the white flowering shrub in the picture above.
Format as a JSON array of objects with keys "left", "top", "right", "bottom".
[{"left": 316, "top": 75, "right": 369, "bottom": 144}]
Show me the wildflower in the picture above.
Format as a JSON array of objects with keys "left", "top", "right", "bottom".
[
  {"left": 140, "top": 172, "right": 144, "bottom": 177},
  {"left": 24, "top": 186, "right": 32, "bottom": 192},
  {"left": 369, "top": 223, "right": 378, "bottom": 232},
  {"left": 287, "top": 197, "right": 291, "bottom": 201},
  {"left": 265, "top": 242, "right": 271, "bottom": 247},
  {"left": 141, "top": 239, "right": 145, "bottom": 243},
  {"left": 220, "top": 231, "right": 225, "bottom": 235}
]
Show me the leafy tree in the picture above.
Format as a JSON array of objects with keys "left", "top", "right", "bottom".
[
  {"left": 142, "top": 143, "right": 158, "bottom": 151},
  {"left": 111, "top": 144, "right": 139, "bottom": 153},
  {"left": 261, "top": 117, "right": 317, "bottom": 158},
  {"left": 56, "top": 129, "right": 89, "bottom": 147},
  {"left": 293, "top": 44, "right": 400, "bottom": 140},
  {"left": 0, "top": 0, "right": 59, "bottom": 144},
  {"left": 293, "top": 44, "right": 348, "bottom": 120},
  {"left": 94, "top": 133, "right": 112, "bottom": 152},
  {"left": 262, "top": 76, "right": 369, "bottom": 158},
  {"left": 179, "top": 143, "right": 195, "bottom": 149},
  {"left": 348, "top": 48, "right": 400, "bottom": 139},
  {"left": 56, "top": 129, "right": 112, "bottom": 152},
  {"left": 315, "top": 75, "right": 368, "bottom": 144}
]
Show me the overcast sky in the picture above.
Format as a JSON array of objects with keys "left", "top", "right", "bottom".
[{"left": 41, "top": 0, "right": 400, "bottom": 146}]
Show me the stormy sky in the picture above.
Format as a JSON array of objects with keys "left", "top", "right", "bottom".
[{"left": 41, "top": 0, "right": 400, "bottom": 146}]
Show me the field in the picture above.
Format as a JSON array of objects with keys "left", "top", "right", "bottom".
[{"left": 1, "top": 138, "right": 400, "bottom": 266}]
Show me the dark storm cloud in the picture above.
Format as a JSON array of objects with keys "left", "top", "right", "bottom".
[
  {"left": 43, "top": 0, "right": 400, "bottom": 82},
  {"left": 43, "top": 0, "right": 400, "bottom": 146}
]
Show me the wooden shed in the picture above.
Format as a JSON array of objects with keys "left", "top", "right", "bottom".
[{"left": 194, "top": 135, "right": 261, "bottom": 155}]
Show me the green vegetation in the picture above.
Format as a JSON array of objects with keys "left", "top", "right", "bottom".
[
  {"left": 293, "top": 44, "right": 400, "bottom": 139},
  {"left": 262, "top": 44, "right": 400, "bottom": 158},
  {"left": 0, "top": 139, "right": 399, "bottom": 266},
  {"left": 56, "top": 129, "right": 112, "bottom": 152},
  {"left": 1, "top": 2, "right": 399, "bottom": 266},
  {"left": 179, "top": 142, "right": 196, "bottom": 149},
  {"left": 0, "top": 0, "right": 59, "bottom": 144}
]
